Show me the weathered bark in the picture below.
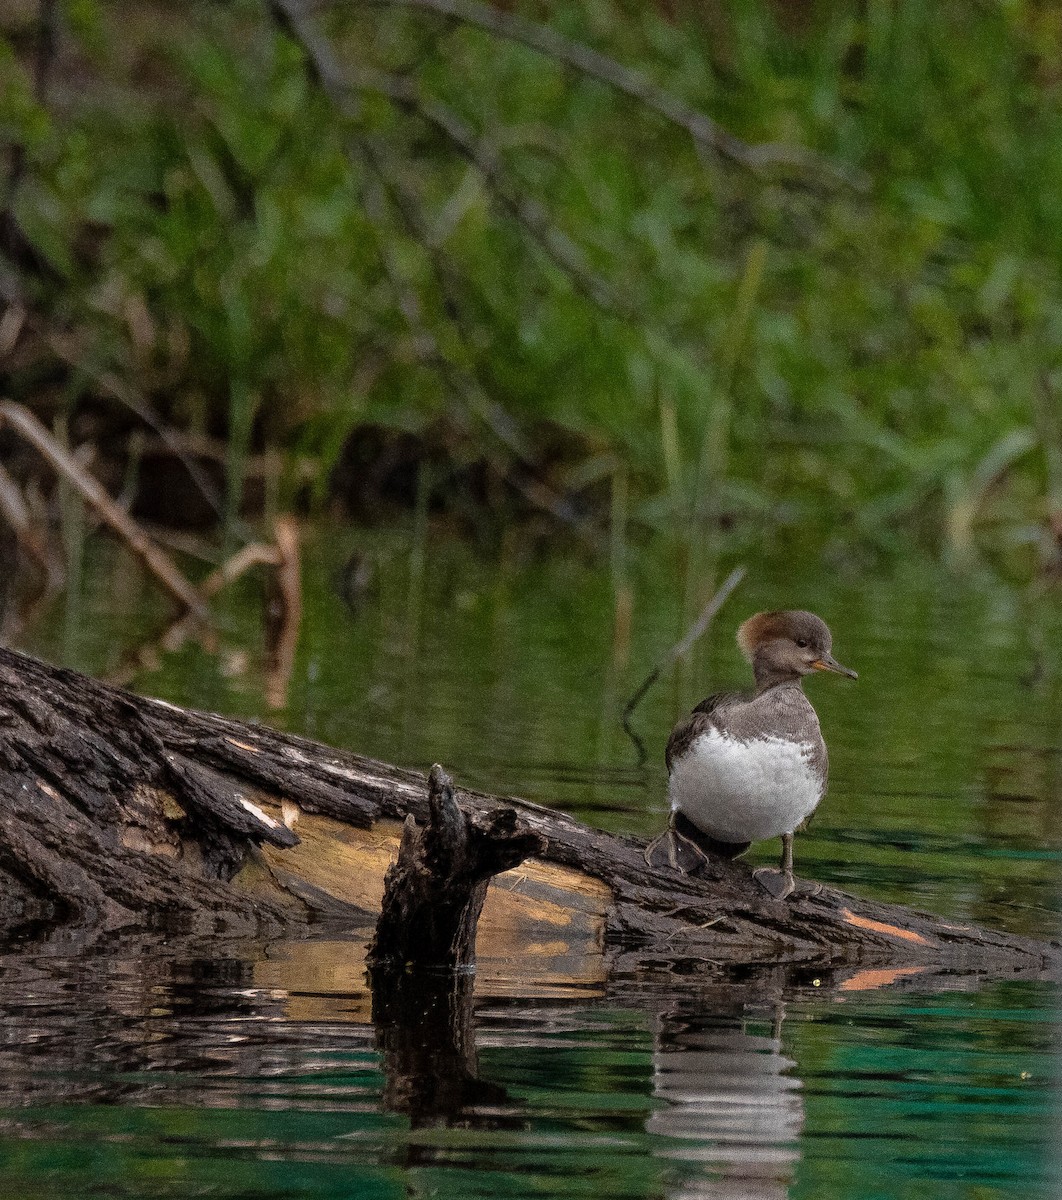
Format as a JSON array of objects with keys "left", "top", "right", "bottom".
[{"left": 0, "top": 645, "right": 1055, "bottom": 981}]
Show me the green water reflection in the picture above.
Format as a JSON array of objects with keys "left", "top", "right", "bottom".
[
  {"left": 6, "top": 523, "right": 1061, "bottom": 1198},
  {"left": 0, "top": 949, "right": 1054, "bottom": 1200}
]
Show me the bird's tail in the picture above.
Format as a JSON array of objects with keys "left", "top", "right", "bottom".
[{"left": 673, "top": 812, "right": 751, "bottom": 860}]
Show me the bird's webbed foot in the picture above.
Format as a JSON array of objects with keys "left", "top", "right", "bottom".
[
  {"left": 643, "top": 823, "right": 712, "bottom": 875},
  {"left": 753, "top": 832, "right": 821, "bottom": 900},
  {"left": 752, "top": 865, "right": 796, "bottom": 900}
]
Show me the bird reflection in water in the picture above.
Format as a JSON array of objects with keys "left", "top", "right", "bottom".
[{"left": 648, "top": 1005, "right": 803, "bottom": 1199}]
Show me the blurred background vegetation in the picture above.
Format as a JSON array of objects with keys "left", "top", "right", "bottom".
[{"left": 2, "top": 0, "right": 1062, "bottom": 576}]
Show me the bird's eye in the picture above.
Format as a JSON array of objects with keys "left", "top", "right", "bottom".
[{"left": 796, "top": 639, "right": 809, "bottom": 648}]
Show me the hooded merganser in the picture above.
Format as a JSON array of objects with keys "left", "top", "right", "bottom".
[{"left": 645, "top": 610, "right": 856, "bottom": 899}]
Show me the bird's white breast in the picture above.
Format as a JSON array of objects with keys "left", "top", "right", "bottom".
[{"left": 668, "top": 729, "right": 823, "bottom": 844}]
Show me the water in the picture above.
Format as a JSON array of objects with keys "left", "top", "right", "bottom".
[{"left": 4, "top": 524, "right": 1060, "bottom": 1197}]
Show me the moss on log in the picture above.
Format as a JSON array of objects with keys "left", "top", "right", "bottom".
[{"left": 0, "top": 646, "right": 1055, "bottom": 985}]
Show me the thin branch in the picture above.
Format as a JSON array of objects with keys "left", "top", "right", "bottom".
[
  {"left": 272, "top": 0, "right": 572, "bottom": 446},
  {"left": 264, "top": 515, "right": 302, "bottom": 710},
  {"left": 23, "top": 313, "right": 229, "bottom": 526},
  {"left": 622, "top": 565, "right": 746, "bottom": 765},
  {"left": 107, "top": 540, "right": 282, "bottom": 687},
  {"left": 271, "top": 0, "right": 513, "bottom": 435},
  {"left": 352, "top": 65, "right": 616, "bottom": 310},
  {"left": 94, "top": 372, "right": 228, "bottom": 524},
  {"left": 268, "top": 0, "right": 602, "bottom": 544},
  {"left": 344, "top": 0, "right": 861, "bottom": 184},
  {"left": 110, "top": 517, "right": 302, "bottom": 702},
  {"left": 159, "top": 542, "right": 280, "bottom": 654},
  {"left": 0, "top": 400, "right": 208, "bottom": 618}
]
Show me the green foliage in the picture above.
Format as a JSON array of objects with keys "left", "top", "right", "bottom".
[{"left": 3, "top": 0, "right": 1062, "bottom": 561}]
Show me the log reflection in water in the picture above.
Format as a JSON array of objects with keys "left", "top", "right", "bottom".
[
  {"left": 371, "top": 967, "right": 514, "bottom": 1130},
  {"left": 0, "top": 941, "right": 352, "bottom": 1111}
]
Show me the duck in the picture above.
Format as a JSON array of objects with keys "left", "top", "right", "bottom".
[{"left": 645, "top": 610, "right": 856, "bottom": 899}]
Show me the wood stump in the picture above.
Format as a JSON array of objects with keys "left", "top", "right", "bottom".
[{"left": 368, "top": 765, "right": 543, "bottom": 1125}]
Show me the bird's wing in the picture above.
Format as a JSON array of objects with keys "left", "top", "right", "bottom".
[{"left": 664, "top": 692, "right": 737, "bottom": 772}]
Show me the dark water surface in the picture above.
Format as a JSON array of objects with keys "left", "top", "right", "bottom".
[{"left": 5, "top": 525, "right": 1061, "bottom": 1198}]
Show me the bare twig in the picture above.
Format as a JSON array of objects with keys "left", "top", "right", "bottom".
[
  {"left": 110, "top": 517, "right": 301, "bottom": 699},
  {"left": 352, "top": 65, "right": 616, "bottom": 310},
  {"left": 268, "top": 0, "right": 602, "bottom": 544},
  {"left": 270, "top": 0, "right": 515, "bottom": 438},
  {"left": 93, "top": 372, "right": 227, "bottom": 524},
  {"left": 159, "top": 542, "right": 281, "bottom": 655},
  {"left": 264, "top": 515, "right": 302, "bottom": 710},
  {"left": 621, "top": 564, "right": 746, "bottom": 764},
  {"left": 106, "top": 538, "right": 282, "bottom": 687},
  {"left": 0, "top": 459, "right": 60, "bottom": 585},
  {"left": 344, "top": 0, "right": 860, "bottom": 184},
  {"left": 0, "top": 400, "right": 208, "bottom": 618},
  {"left": 18, "top": 312, "right": 229, "bottom": 526}
]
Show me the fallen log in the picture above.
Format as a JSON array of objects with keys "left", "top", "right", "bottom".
[{"left": 0, "top": 645, "right": 1055, "bottom": 983}]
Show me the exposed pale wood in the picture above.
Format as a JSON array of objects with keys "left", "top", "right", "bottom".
[
  {"left": 0, "top": 644, "right": 1055, "bottom": 984},
  {"left": 254, "top": 807, "right": 610, "bottom": 961},
  {"left": 253, "top": 808, "right": 610, "bottom": 1008}
]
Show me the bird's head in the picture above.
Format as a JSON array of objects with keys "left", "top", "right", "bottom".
[{"left": 736, "top": 610, "right": 857, "bottom": 688}]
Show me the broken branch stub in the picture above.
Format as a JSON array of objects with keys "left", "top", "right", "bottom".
[{"left": 367, "top": 764, "right": 545, "bottom": 971}]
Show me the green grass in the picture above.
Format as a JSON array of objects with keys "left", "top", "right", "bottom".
[{"left": 2, "top": 0, "right": 1061, "bottom": 568}]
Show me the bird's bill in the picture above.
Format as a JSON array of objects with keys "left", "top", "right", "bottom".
[{"left": 811, "top": 653, "right": 858, "bottom": 679}]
